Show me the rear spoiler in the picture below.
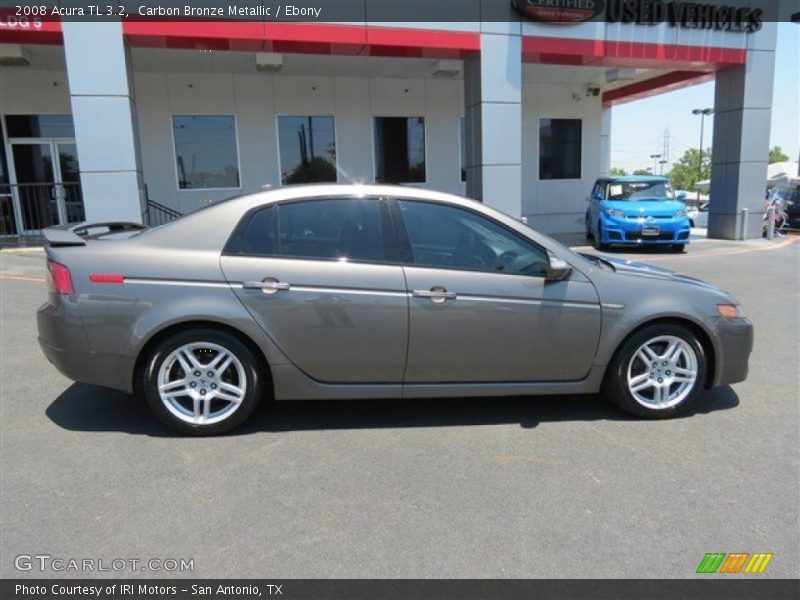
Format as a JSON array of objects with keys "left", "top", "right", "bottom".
[{"left": 43, "top": 222, "right": 147, "bottom": 247}]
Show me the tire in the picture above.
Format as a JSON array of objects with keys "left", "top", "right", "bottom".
[
  {"left": 602, "top": 323, "right": 707, "bottom": 419},
  {"left": 594, "top": 220, "right": 609, "bottom": 251},
  {"left": 585, "top": 213, "right": 594, "bottom": 240},
  {"left": 143, "top": 328, "right": 266, "bottom": 435},
  {"left": 671, "top": 244, "right": 686, "bottom": 253}
]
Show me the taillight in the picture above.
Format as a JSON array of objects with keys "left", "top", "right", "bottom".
[{"left": 46, "top": 259, "right": 75, "bottom": 295}]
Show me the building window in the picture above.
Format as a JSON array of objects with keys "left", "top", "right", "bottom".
[
  {"left": 172, "top": 115, "right": 240, "bottom": 190},
  {"left": 539, "top": 118, "right": 581, "bottom": 180},
  {"left": 277, "top": 116, "right": 337, "bottom": 184},
  {"left": 374, "top": 117, "right": 425, "bottom": 183},
  {"left": 5, "top": 115, "right": 75, "bottom": 138}
]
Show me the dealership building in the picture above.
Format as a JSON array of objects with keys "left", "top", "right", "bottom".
[{"left": 0, "top": 2, "right": 783, "bottom": 242}]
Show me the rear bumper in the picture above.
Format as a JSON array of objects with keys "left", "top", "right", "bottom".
[
  {"left": 37, "top": 300, "right": 133, "bottom": 393},
  {"left": 709, "top": 316, "right": 754, "bottom": 387}
]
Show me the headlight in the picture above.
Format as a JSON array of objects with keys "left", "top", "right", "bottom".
[
  {"left": 675, "top": 209, "right": 687, "bottom": 217},
  {"left": 605, "top": 208, "right": 624, "bottom": 218},
  {"left": 717, "top": 304, "right": 745, "bottom": 319}
]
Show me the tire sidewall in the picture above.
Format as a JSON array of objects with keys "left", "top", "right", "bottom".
[
  {"left": 605, "top": 323, "right": 707, "bottom": 419},
  {"left": 143, "top": 329, "right": 264, "bottom": 435}
]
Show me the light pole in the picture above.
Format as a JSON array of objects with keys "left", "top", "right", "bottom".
[
  {"left": 658, "top": 159, "right": 668, "bottom": 175},
  {"left": 794, "top": 13, "right": 799, "bottom": 175},
  {"left": 692, "top": 108, "right": 713, "bottom": 201},
  {"left": 649, "top": 154, "right": 661, "bottom": 174}
]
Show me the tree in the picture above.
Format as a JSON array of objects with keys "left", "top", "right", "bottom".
[
  {"left": 632, "top": 169, "right": 652, "bottom": 176},
  {"left": 666, "top": 148, "right": 711, "bottom": 191},
  {"left": 609, "top": 167, "right": 627, "bottom": 176},
  {"left": 769, "top": 146, "right": 789, "bottom": 164},
  {"left": 284, "top": 156, "right": 337, "bottom": 184}
]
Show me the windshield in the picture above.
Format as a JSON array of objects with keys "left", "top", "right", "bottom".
[{"left": 605, "top": 181, "right": 673, "bottom": 201}]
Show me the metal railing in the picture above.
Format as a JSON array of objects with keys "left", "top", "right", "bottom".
[
  {"left": 0, "top": 191, "right": 16, "bottom": 237},
  {"left": 145, "top": 198, "right": 183, "bottom": 227},
  {"left": 0, "top": 182, "right": 84, "bottom": 239}
]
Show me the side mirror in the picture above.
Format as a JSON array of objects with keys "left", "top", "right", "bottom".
[
  {"left": 546, "top": 252, "right": 572, "bottom": 282},
  {"left": 591, "top": 191, "right": 603, "bottom": 202}
]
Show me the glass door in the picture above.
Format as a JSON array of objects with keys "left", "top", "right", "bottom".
[
  {"left": 10, "top": 142, "right": 60, "bottom": 232},
  {"left": 54, "top": 142, "right": 85, "bottom": 224},
  {"left": 9, "top": 141, "right": 84, "bottom": 233}
]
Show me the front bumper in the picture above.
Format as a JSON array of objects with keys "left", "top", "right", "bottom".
[
  {"left": 601, "top": 215, "right": 691, "bottom": 245},
  {"left": 709, "top": 316, "right": 754, "bottom": 387},
  {"left": 37, "top": 298, "right": 132, "bottom": 392}
]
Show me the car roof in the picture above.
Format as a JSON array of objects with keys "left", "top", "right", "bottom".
[
  {"left": 597, "top": 175, "right": 669, "bottom": 183},
  {"left": 208, "top": 183, "right": 477, "bottom": 211},
  {"left": 140, "top": 184, "right": 483, "bottom": 246}
]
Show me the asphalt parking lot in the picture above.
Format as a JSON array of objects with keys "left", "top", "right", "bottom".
[{"left": 1, "top": 237, "right": 798, "bottom": 579}]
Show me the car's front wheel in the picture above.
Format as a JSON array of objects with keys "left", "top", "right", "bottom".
[
  {"left": 603, "top": 323, "right": 707, "bottom": 418},
  {"left": 143, "top": 329, "right": 266, "bottom": 435},
  {"left": 671, "top": 243, "right": 686, "bottom": 253}
]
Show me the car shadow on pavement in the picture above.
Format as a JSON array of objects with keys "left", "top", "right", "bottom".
[{"left": 46, "top": 383, "right": 740, "bottom": 437}]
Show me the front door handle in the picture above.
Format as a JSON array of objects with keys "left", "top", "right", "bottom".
[
  {"left": 412, "top": 286, "right": 456, "bottom": 303},
  {"left": 242, "top": 278, "right": 290, "bottom": 294}
]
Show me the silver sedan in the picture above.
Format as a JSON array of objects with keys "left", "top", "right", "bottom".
[{"left": 37, "top": 184, "right": 753, "bottom": 434}]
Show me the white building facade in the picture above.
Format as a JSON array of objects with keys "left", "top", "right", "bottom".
[{"left": 0, "top": 4, "right": 781, "bottom": 242}]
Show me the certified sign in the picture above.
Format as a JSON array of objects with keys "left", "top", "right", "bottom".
[{"left": 512, "top": 0, "right": 605, "bottom": 23}]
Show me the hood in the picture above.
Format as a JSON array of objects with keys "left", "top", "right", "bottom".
[
  {"left": 600, "top": 256, "right": 730, "bottom": 296},
  {"left": 602, "top": 199, "right": 686, "bottom": 218}
]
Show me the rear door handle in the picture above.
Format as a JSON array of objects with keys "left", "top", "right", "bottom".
[
  {"left": 242, "top": 278, "right": 290, "bottom": 294},
  {"left": 412, "top": 286, "right": 456, "bottom": 303}
]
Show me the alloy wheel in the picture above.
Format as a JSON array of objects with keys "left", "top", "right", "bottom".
[
  {"left": 157, "top": 342, "right": 247, "bottom": 425},
  {"left": 626, "top": 335, "right": 698, "bottom": 409}
]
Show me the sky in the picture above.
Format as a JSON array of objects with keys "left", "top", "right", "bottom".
[{"left": 610, "top": 23, "right": 800, "bottom": 175}]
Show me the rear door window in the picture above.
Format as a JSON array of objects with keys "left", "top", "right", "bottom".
[
  {"left": 233, "top": 197, "right": 392, "bottom": 263},
  {"left": 278, "top": 198, "right": 388, "bottom": 262}
]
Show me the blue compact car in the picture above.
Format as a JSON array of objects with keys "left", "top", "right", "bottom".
[{"left": 585, "top": 176, "right": 691, "bottom": 252}]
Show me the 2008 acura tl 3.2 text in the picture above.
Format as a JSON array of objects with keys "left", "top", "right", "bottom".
[{"left": 37, "top": 184, "right": 753, "bottom": 434}]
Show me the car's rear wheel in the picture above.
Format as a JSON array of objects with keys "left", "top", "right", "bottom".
[
  {"left": 603, "top": 323, "right": 706, "bottom": 418},
  {"left": 143, "top": 329, "right": 265, "bottom": 435}
]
